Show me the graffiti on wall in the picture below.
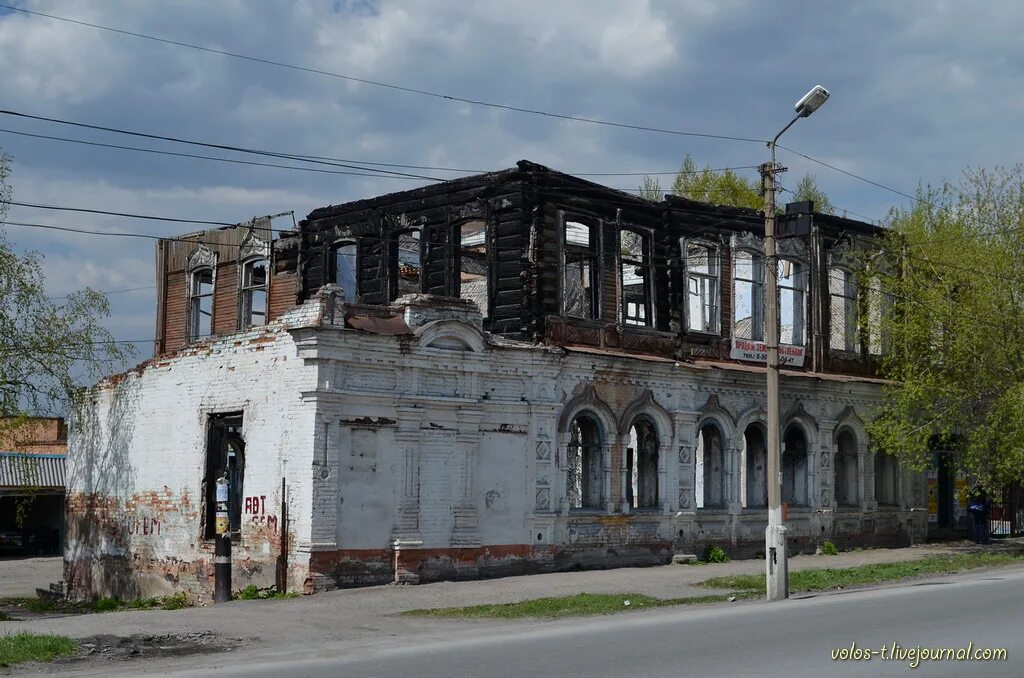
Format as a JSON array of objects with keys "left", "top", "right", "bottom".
[{"left": 244, "top": 495, "right": 278, "bottom": 528}]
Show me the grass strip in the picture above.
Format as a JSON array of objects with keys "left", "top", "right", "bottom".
[
  {"left": 402, "top": 591, "right": 757, "bottom": 619},
  {"left": 698, "top": 552, "right": 1024, "bottom": 594},
  {"left": 0, "top": 631, "right": 77, "bottom": 667}
]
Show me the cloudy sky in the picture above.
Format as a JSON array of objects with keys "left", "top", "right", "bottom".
[{"left": 1, "top": 0, "right": 1021, "bottom": 367}]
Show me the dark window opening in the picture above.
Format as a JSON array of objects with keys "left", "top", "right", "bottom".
[
  {"left": 563, "top": 219, "right": 598, "bottom": 319},
  {"left": 744, "top": 423, "right": 767, "bottom": 508},
  {"left": 458, "top": 221, "right": 488, "bottom": 318},
  {"left": 620, "top": 229, "right": 651, "bottom": 326},
  {"left": 241, "top": 258, "right": 268, "bottom": 328},
  {"left": 836, "top": 430, "right": 859, "bottom": 507},
  {"left": 333, "top": 242, "right": 358, "bottom": 303},
  {"left": 626, "top": 417, "right": 659, "bottom": 509},
  {"left": 189, "top": 267, "right": 214, "bottom": 341},
  {"left": 782, "top": 425, "right": 809, "bottom": 507},
  {"left": 203, "top": 413, "right": 244, "bottom": 539},
  {"left": 567, "top": 413, "right": 603, "bottom": 509},
  {"left": 875, "top": 452, "right": 899, "bottom": 506}
]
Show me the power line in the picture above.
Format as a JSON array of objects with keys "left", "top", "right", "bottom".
[
  {"left": 0, "top": 4, "right": 766, "bottom": 145},
  {"left": 47, "top": 284, "right": 155, "bottom": 301},
  {"left": 7, "top": 200, "right": 236, "bottom": 227}
]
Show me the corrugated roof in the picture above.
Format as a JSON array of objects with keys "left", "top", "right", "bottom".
[{"left": 0, "top": 452, "right": 66, "bottom": 489}]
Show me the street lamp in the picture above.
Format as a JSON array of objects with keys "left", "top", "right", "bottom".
[{"left": 761, "top": 85, "right": 829, "bottom": 602}]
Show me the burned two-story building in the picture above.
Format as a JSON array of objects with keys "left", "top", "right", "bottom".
[{"left": 66, "top": 161, "right": 923, "bottom": 600}]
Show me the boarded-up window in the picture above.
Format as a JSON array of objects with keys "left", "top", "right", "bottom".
[{"left": 835, "top": 430, "right": 859, "bottom": 507}]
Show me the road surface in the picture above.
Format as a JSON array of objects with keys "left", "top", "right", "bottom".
[{"left": 85, "top": 568, "right": 1024, "bottom": 676}]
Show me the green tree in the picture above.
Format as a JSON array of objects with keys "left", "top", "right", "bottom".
[
  {"left": 669, "top": 155, "right": 762, "bottom": 210},
  {"left": 0, "top": 150, "right": 129, "bottom": 420},
  {"left": 869, "top": 165, "right": 1024, "bottom": 489},
  {"left": 637, "top": 175, "right": 663, "bottom": 202},
  {"left": 791, "top": 173, "right": 835, "bottom": 215}
]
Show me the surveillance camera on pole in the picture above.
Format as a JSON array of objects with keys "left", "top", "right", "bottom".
[{"left": 761, "top": 85, "right": 829, "bottom": 602}]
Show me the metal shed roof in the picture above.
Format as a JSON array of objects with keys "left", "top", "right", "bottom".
[{"left": 0, "top": 452, "right": 66, "bottom": 489}]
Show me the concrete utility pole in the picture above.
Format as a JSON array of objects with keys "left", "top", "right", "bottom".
[{"left": 762, "top": 85, "right": 830, "bottom": 602}]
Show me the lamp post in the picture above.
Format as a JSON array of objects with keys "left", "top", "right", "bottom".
[{"left": 761, "top": 85, "right": 829, "bottom": 602}]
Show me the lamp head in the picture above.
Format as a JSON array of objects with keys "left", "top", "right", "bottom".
[{"left": 794, "top": 85, "right": 830, "bottom": 118}]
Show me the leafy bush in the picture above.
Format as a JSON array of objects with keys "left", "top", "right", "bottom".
[
  {"left": 234, "top": 585, "right": 297, "bottom": 601},
  {"left": 702, "top": 545, "right": 729, "bottom": 563},
  {"left": 820, "top": 540, "right": 839, "bottom": 556},
  {"left": 160, "top": 592, "right": 189, "bottom": 610},
  {"left": 91, "top": 597, "right": 121, "bottom": 612}
]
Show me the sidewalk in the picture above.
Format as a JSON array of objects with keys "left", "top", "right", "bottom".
[{"left": 2, "top": 540, "right": 1021, "bottom": 674}]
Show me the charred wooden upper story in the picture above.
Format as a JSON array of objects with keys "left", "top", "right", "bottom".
[{"left": 297, "top": 160, "right": 885, "bottom": 377}]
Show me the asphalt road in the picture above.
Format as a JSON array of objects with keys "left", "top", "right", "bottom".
[{"left": 173, "top": 568, "right": 1022, "bottom": 678}]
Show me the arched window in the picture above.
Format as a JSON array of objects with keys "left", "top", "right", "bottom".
[
  {"left": 875, "top": 452, "right": 899, "bottom": 506},
  {"left": 782, "top": 425, "right": 809, "bottom": 506},
  {"left": 829, "top": 267, "right": 859, "bottom": 352},
  {"left": 778, "top": 259, "right": 805, "bottom": 346},
  {"left": 733, "top": 250, "right": 763, "bottom": 340},
  {"left": 189, "top": 267, "right": 214, "bottom": 341},
  {"left": 695, "top": 422, "right": 725, "bottom": 508},
  {"left": 744, "top": 423, "right": 767, "bottom": 508},
  {"left": 567, "top": 413, "right": 604, "bottom": 509},
  {"left": 686, "top": 242, "right": 719, "bottom": 334},
  {"left": 835, "top": 430, "right": 859, "bottom": 507},
  {"left": 392, "top": 229, "right": 422, "bottom": 299},
  {"left": 240, "top": 258, "right": 268, "bottom": 328},
  {"left": 333, "top": 241, "right": 358, "bottom": 303},
  {"left": 563, "top": 218, "right": 598, "bottom": 319},
  {"left": 457, "top": 221, "right": 488, "bottom": 318},
  {"left": 626, "top": 417, "right": 659, "bottom": 509},
  {"left": 620, "top": 229, "right": 652, "bottom": 326}
]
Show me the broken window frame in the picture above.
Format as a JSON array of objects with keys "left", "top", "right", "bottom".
[
  {"left": 619, "top": 227, "right": 653, "bottom": 327},
  {"left": 188, "top": 266, "right": 214, "bottom": 342},
  {"left": 332, "top": 240, "right": 359, "bottom": 303},
  {"left": 684, "top": 240, "right": 720, "bottom": 335},
  {"left": 390, "top": 228, "right": 423, "bottom": 300},
  {"left": 625, "top": 416, "right": 659, "bottom": 510},
  {"left": 561, "top": 215, "right": 599, "bottom": 320},
  {"left": 829, "top": 266, "right": 860, "bottom": 353},
  {"left": 239, "top": 257, "right": 269, "bottom": 329},
  {"left": 202, "top": 412, "right": 245, "bottom": 540},
  {"left": 733, "top": 249, "right": 764, "bottom": 341},
  {"left": 566, "top": 412, "right": 604, "bottom": 510},
  {"left": 456, "top": 219, "right": 490, "bottom": 319},
  {"left": 778, "top": 258, "right": 806, "bottom": 346}
]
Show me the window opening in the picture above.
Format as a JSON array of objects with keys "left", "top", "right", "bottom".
[
  {"left": 733, "top": 251, "right": 763, "bottom": 340},
  {"left": 563, "top": 220, "right": 598, "bottom": 319},
  {"left": 567, "top": 413, "right": 603, "bottom": 509},
  {"left": 395, "top": 229, "right": 422, "bottom": 298},
  {"left": 189, "top": 267, "right": 214, "bottom": 341},
  {"left": 240, "top": 258, "right": 268, "bottom": 328},
  {"left": 620, "top": 229, "right": 651, "bottom": 326},
  {"left": 744, "top": 424, "right": 767, "bottom": 508},
  {"left": 875, "top": 452, "right": 899, "bottom": 506},
  {"left": 829, "top": 267, "right": 859, "bottom": 352},
  {"left": 334, "top": 242, "right": 358, "bottom": 303},
  {"left": 695, "top": 423, "right": 725, "bottom": 508},
  {"left": 835, "top": 430, "right": 859, "bottom": 507},
  {"left": 782, "top": 426, "right": 808, "bottom": 506},
  {"left": 686, "top": 243, "right": 719, "bottom": 333},
  {"left": 203, "top": 413, "right": 244, "bottom": 539},
  {"left": 458, "top": 221, "right": 489, "bottom": 318},
  {"left": 778, "top": 259, "right": 805, "bottom": 346},
  {"left": 626, "top": 417, "right": 659, "bottom": 508}
]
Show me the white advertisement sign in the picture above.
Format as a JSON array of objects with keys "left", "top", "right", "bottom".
[{"left": 730, "top": 337, "right": 806, "bottom": 367}]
